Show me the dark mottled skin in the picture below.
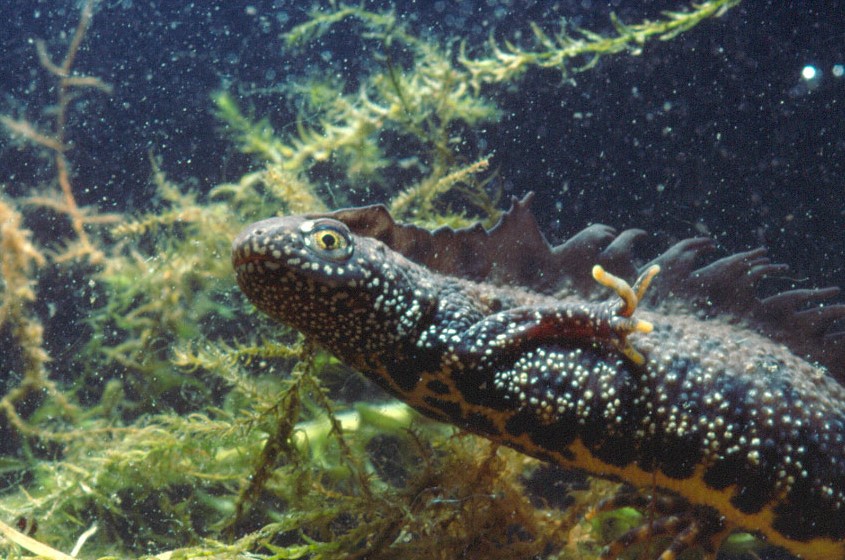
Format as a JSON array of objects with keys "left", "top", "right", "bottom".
[{"left": 233, "top": 213, "right": 845, "bottom": 560}]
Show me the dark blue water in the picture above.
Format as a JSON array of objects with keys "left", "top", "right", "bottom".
[{"left": 0, "top": 0, "right": 842, "bottom": 282}]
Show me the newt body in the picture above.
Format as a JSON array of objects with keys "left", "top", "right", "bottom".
[{"left": 233, "top": 208, "right": 845, "bottom": 559}]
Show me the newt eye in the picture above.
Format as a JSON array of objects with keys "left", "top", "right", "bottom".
[{"left": 303, "top": 222, "right": 353, "bottom": 261}]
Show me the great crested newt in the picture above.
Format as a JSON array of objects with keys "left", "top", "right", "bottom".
[{"left": 232, "top": 200, "right": 845, "bottom": 560}]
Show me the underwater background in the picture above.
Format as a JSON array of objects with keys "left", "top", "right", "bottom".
[{"left": 0, "top": 1, "right": 843, "bottom": 558}]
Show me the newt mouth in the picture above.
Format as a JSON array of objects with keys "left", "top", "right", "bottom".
[
  {"left": 231, "top": 250, "right": 270, "bottom": 269},
  {"left": 232, "top": 251, "right": 285, "bottom": 275}
]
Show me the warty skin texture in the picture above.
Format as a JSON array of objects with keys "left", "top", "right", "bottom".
[{"left": 233, "top": 214, "right": 845, "bottom": 560}]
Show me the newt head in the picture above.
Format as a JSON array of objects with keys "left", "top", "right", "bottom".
[
  {"left": 232, "top": 215, "right": 437, "bottom": 358},
  {"left": 233, "top": 215, "right": 356, "bottom": 286}
]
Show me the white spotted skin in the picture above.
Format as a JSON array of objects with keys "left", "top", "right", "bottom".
[{"left": 234, "top": 215, "right": 845, "bottom": 560}]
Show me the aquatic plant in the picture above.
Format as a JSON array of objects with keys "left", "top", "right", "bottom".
[
  {"left": 0, "top": 196, "right": 54, "bottom": 441},
  {"left": 0, "top": 0, "right": 117, "bottom": 264},
  {"left": 216, "top": 9, "right": 505, "bottom": 227},
  {"left": 460, "top": 0, "right": 741, "bottom": 88},
  {"left": 216, "top": 0, "right": 739, "bottom": 228},
  {"left": 0, "top": 1, "right": 743, "bottom": 558}
]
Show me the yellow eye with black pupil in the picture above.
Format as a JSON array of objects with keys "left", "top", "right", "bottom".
[
  {"left": 308, "top": 225, "right": 352, "bottom": 261},
  {"left": 316, "top": 231, "right": 340, "bottom": 250}
]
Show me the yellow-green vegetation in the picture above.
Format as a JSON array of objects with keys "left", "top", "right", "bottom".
[
  {"left": 0, "top": 1, "right": 741, "bottom": 559},
  {"left": 460, "top": 0, "right": 741, "bottom": 87}
]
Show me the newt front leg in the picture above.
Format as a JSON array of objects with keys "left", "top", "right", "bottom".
[{"left": 446, "top": 265, "right": 659, "bottom": 370}]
